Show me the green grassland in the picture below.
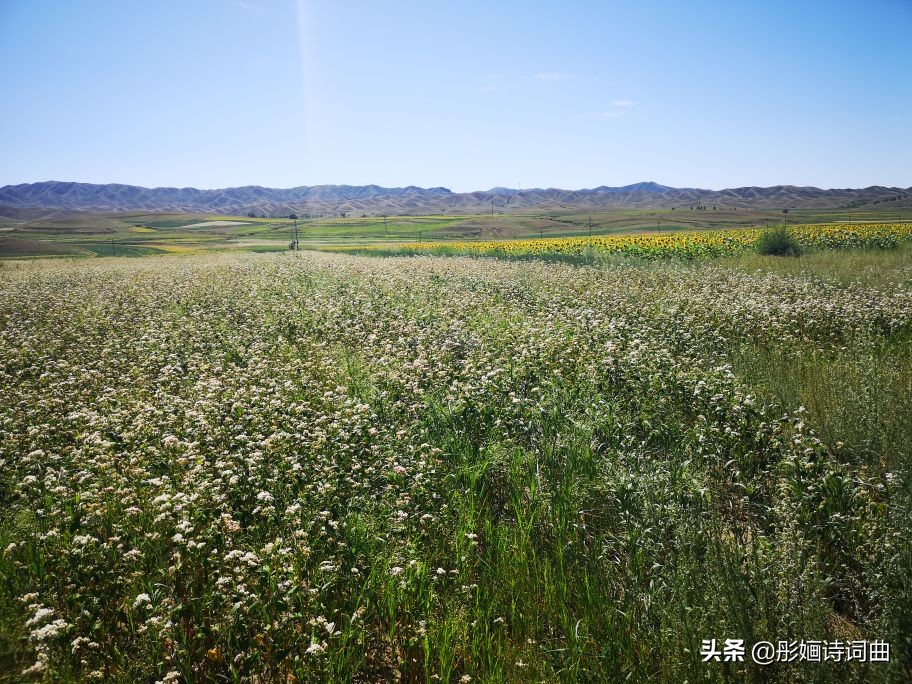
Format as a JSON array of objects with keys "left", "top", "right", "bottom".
[{"left": 3, "top": 204, "right": 912, "bottom": 258}]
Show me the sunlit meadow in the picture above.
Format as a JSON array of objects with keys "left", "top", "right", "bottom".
[{"left": 1, "top": 247, "right": 910, "bottom": 682}]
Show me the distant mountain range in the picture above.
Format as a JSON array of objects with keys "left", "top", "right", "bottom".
[{"left": 1, "top": 180, "right": 909, "bottom": 215}]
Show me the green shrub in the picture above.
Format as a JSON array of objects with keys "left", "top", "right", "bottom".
[{"left": 757, "top": 226, "right": 802, "bottom": 256}]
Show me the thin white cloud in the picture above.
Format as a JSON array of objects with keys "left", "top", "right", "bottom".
[{"left": 596, "top": 99, "right": 635, "bottom": 120}]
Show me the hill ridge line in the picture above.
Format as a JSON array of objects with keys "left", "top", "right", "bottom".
[{"left": 2, "top": 180, "right": 910, "bottom": 214}]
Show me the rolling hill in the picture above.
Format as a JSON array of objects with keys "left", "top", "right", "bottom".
[{"left": 1, "top": 180, "right": 909, "bottom": 216}]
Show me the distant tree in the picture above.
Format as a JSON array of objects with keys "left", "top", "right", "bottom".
[{"left": 289, "top": 213, "right": 298, "bottom": 220}]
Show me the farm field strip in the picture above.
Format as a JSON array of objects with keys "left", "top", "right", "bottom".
[{"left": 329, "top": 223, "right": 912, "bottom": 259}]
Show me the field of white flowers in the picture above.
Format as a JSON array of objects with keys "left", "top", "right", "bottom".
[{"left": 1, "top": 251, "right": 910, "bottom": 682}]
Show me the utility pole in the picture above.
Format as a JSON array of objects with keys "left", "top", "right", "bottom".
[
  {"left": 588, "top": 216, "right": 593, "bottom": 238},
  {"left": 111, "top": 239, "right": 116, "bottom": 257},
  {"left": 491, "top": 197, "right": 494, "bottom": 217}
]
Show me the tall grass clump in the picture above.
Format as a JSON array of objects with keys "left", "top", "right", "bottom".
[{"left": 756, "top": 226, "right": 803, "bottom": 256}]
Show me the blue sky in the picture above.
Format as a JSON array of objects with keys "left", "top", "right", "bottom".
[{"left": 1, "top": 0, "right": 909, "bottom": 191}]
